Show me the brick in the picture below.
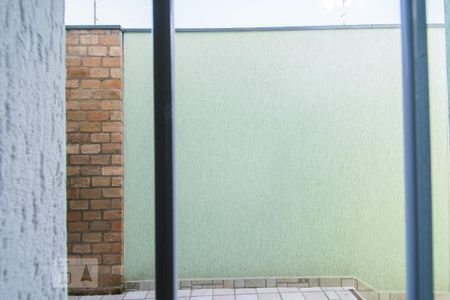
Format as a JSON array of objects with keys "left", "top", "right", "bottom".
[
  {"left": 88, "top": 46, "right": 108, "bottom": 56},
  {"left": 89, "top": 67, "right": 109, "bottom": 78},
  {"left": 92, "top": 177, "right": 111, "bottom": 187},
  {"left": 70, "top": 89, "right": 91, "bottom": 99},
  {"left": 102, "top": 143, "right": 121, "bottom": 154},
  {"left": 65, "top": 29, "right": 124, "bottom": 290},
  {"left": 111, "top": 243, "right": 122, "bottom": 253},
  {"left": 79, "top": 100, "right": 101, "bottom": 110},
  {"left": 104, "top": 232, "right": 121, "bottom": 242},
  {"left": 80, "top": 122, "right": 101, "bottom": 132},
  {"left": 102, "top": 166, "right": 123, "bottom": 176},
  {"left": 109, "top": 47, "right": 122, "bottom": 56},
  {"left": 83, "top": 233, "right": 103, "bottom": 243},
  {"left": 102, "top": 100, "right": 121, "bottom": 110},
  {"left": 80, "top": 188, "right": 102, "bottom": 199},
  {"left": 90, "top": 221, "right": 110, "bottom": 231},
  {"left": 93, "top": 243, "right": 112, "bottom": 253},
  {"left": 81, "top": 144, "right": 101, "bottom": 154},
  {"left": 111, "top": 155, "right": 122, "bottom": 165},
  {"left": 67, "top": 46, "right": 87, "bottom": 56},
  {"left": 70, "top": 177, "right": 91, "bottom": 188},
  {"left": 102, "top": 79, "right": 122, "bottom": 89},
  {"left": 67, "top": 122, "right": 79, "bottom": 132},
  {"left": 110, "top": 133, "right": 122, "bottom": 143},
  {"left": 103, "top": 209, "right": 122, "bottom": 219},
  {"left": 73, "top": 244, "right": 91, "bottom": 254},
  {"left": 67, "top": 211, "right": 82, "bottom": 222},
  {"left": 68, "top": 221, "right": 89, "bottom": 232},
  {"left": 110, "top": 68, "right": 122, "bottom": 79},
  {"left": 67, "top": 67, "right": 90, "bottom": 78},
  {"left": 67, "top": 111, "right": 86, "bottom": 121},
  {"left": 83, "top": 211, "right": 102, "bottom": 221},
  {"left": 102, "top": 90, "right": 122, "bottom": 100},
  {"left": 91, "top": 155, "right": 110, "bottom": 165},
  {"left": 68, "top": 233, "right": 81, "bottom": 242},
  {"left": 111, "top": 177, "right": 123, "bottom": 187},
  {"left": 92, "top": 90, "right": 103, "bottom": 99},
  {"left": 81, "top": 79, "right": 101, "bottom": 89},
  {"left": 66, "top": 57, "right": 81, "bottom": 67},
  {"left": 70, "top": 155, "right": 90, "bottom": 165},
  {"left": 80, "top": 35, "right": 99, "bottom": 45},
  {"left": 98, "top": 265, "right": 111, "bottom": 275},
  {"left": 91, "top": 133, "right": 110, "bottom": 143},
  {"left": 66, "top": 79, "right": 79, "bottom": 89},
  {"left": 87, "top": 111, "right": 109, "bottom": 121},
  {"left": 68, "top": 133, "right": 90, "bottom": 143},
  {"left": 109, "top": 111, "right": 122, "bottom": 121},
  {"left": 82, "top": 56, "right": 102, "bottom": 67},
  {"left": 99, "top": 34, "right": 120, "bottom": 45},
  {"left": 103, "top": 189, "right": 122, "bottom": 198},
  {"left": 111, "top": 199, "right": 122, "bottom": 209},
  {"left": 91, "top": 200, "right": 111, "bottom": 210},
  {"left": 67, "top": 189, "right": 80, "bottom": 200},
  {"left": 110, "top": 221, "right": 122, "bottom": 232},
  {"left": 102, "top": 57, "right": 121, "bottom": 67},
  {"left": 103, "top": 254, "right": 121, "bottom": 265},
  {"left": 67, "top": 166, "right": 80, "bottom": 176},
  {"left": 80, "top": 166, "right": 101, "bottom": 176},
  {"left": 66, "top": 35, "right": 79, "bottom": 45},
  {"left": 66, "top": 101, "right": 80, "bottom": 110},
  {"left": 102, "top": 122, "right": 122, "bottom": 132},
  {"left": 67, "top": 144, "right": 80, "bottom": 154}
]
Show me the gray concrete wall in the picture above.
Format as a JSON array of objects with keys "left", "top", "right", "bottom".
[{"left": 0, "top": 1, "right": 67, "bottom": 299}]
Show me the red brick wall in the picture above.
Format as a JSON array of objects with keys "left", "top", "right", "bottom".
[{"left": 66, "top": 28, "right": 124, "bottom": 294}]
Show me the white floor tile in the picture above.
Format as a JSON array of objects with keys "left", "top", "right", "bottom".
[
  {"left": 191, "top": 289, "right": 214, "bottom": 297},
  {"left": 322, "top": 287, "right": 344, "bottom": 291},
  {"left": 69, "top": 297, "right": 80, "bottom": 300},
  {"left": 336, "top": 291, "right": 358, "bottom": 300},
  {"left": 146, "top": 291, "right": 155, "bottom": 298},
  {"left": 214, "top": 289, "right": 234, "bottom": 295},
  {"left": 280, "top": 293, "right": 305, "bottom": 300},
  {"left": 101, "top": 295, "right": 124, "bottom": 300},
  {"left": 177, "top": 290, "right": 191, "bottom": 297},
  {"left": 235, "top": 289, "right": 256, "bottom": 295},
  {"left": 324, "top": 291, "right": 339, "bottom": 300},
  {"left": 123, "top": 291, "right": 148, "bottom": 299},
  {"left": 235, "top": 295, "right": 258, "bottom": 300},
  {"left": 176, "top": 298, "right": 189, "bottom": 300},
  {"left": 256, "top": 288, "right": 278, "bottom": 294},
  {"left": 214, "top": 296, "right": 235, "bottom": 300},
  {"left": 299, "top": 288, "right": 322, "bottom": 292},
  {"left": 278, "top": 288, "right": 299, "bottom": 293},
  {"left": 302, "top": 292, "right": 328, "bottom": 300},
  {"left": 80, "top": 296, "right": 102, "bottom": 300},
  {"left": 258, "top": 294, "right": 282, "bottom": 300},
  {"left": 191, "top": 297, "right": 213, "bottom": 300}
]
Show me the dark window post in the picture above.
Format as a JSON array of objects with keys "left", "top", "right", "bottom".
[
  {"left": 153, "top": 0, "right": 176, "bottom": 299},
  {"left": 400, "top": 0, "right": 434, "bottom": 299}
]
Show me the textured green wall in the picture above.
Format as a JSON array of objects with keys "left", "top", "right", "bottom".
[{"left": 123, "top": 28, "right": 450, "bottom": 292}]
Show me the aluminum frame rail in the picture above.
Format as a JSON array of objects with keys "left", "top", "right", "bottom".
[
  {"left": 153, "top": 0, "right": 176, "bottom": 299},
  {"left": 400, "top": 0, "right": 434, "bottom": 299}
]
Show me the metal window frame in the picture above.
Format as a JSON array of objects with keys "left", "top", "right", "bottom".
[
  {"left": 152, "top": 0, "right": 435, "bottom": 298},
  {"left": 400, "top": 0, "right": 434, "bottom": 299},
  {"left": 153, "top": 0, "right": 176, "bottom": 299}
]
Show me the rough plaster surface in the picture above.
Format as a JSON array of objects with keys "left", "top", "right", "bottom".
[{"left": 0, "top": 0, "right": 66, "bottom": 299}]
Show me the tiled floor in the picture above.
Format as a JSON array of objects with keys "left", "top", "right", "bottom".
[{"left": 68, "top": 287, "right": 363, "bottom": 300}]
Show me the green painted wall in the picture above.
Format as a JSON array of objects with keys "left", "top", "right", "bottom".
[{"left": 123, "top": 28, "right": 450, "bottom": 292}]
